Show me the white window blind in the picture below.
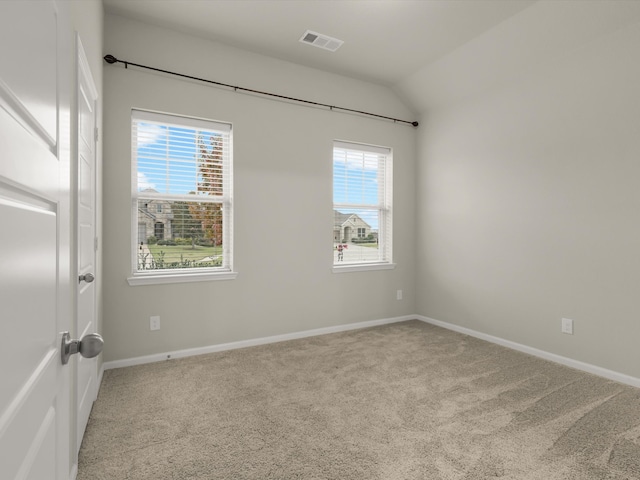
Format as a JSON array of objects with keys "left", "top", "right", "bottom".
[
  {"left": 131, "top": 109, "right": 233, "bottom": 275},
  {"left": 333, "top": 141, "right": 392, "bottom": 266}
]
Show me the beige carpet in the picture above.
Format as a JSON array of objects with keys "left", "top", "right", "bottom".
[{"left": 78, "top": 320, "right": 640, "bottom": 479}]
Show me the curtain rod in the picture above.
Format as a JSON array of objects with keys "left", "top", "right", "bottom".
[{"left": 103, "top": 54, "right": 419, "bottom": 128}]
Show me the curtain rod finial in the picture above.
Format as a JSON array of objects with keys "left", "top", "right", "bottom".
[
  {"left": 412, "top": 121, "right": 419, "bottom": 127},
  {"left": 104, "top": 54, "right": 118, "bottom": 64}
]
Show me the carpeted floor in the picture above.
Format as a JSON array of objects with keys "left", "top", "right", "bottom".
[{"left": 78, "top": 320, "right": 640, "bottom": 479}]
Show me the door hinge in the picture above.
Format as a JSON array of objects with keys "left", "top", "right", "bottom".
[
  {"left": 94, "top": 126, "right": 99, "bottom": 143},
  {"left": 94, "top": 237, "right": 99, "bottom": 251}
]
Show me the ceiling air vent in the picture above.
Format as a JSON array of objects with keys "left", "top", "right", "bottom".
[{"left": 299, "top": 30, "right": 343, "bottom": 52}]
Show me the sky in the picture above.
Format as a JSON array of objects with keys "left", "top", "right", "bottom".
[
  {"left": 136, "top": 122, "right": 201, "bottom": 195},
  {"left": 136, "top": 122, "right": 382, "bottom": 229},
  {"left": 333, "top": 147, "right": 383, "bottom": 231}
]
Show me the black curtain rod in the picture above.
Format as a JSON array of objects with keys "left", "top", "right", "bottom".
[{"left": 103, "top": 54, "right": 418, "bottom": 128}]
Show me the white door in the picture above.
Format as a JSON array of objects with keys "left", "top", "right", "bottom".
[
  {"left": 76, "top": 36, "right": 99, "bottom": 453},
  {"left": 0, "top": 1, "right": 71, "bottom": 479}
]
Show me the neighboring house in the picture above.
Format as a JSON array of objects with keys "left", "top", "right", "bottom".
[
  {"left": 138, "top": 189, "right": 174, "bottom": 242},
  {"left": 333, "top": 210, "right": 372, "bottom": 242}
]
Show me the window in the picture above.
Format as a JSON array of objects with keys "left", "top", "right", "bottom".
[
  {"left": 333, "top": 140, "right": 392, "bottom": 270},
  {"left": 129, "top": 110, "right": 234, "bottom": 285}
]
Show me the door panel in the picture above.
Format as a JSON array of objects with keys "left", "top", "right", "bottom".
[
  {"left": 0, "top": 94, "right": 64, "bottom": 480},
  {"left": 76, "top": 38, "right": 99, "bottom": 449},
  {"left": 0, "top": 1, "right": 70, "bottom": 479},
  {"left": 0, "top": 0, "right": 57, "bottom": 143},
  {"left": 0, "top": 191, "right": 57, "bottom": 402}
]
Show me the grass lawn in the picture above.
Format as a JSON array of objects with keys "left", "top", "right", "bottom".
[
  {"left": 338, "top": 243, "right": 379, "bottom": 248},
  {"left": 147, "top": 244, "right": 222, "bottom": 265}
]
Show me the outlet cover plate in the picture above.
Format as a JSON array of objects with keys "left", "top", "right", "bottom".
[
  {"left": 561, "top": 317, "right": 573, "bottom": 335},
  {"left": 150, "top": 315, "right": 161, "bottom": 331}
]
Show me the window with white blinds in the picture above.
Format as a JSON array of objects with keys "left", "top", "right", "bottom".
[
  {"left": 131, "top": 110, "right": 233, "bottom": 279},
  {"left": 333, "top": 141, "right": 392, "bottom": 268}
]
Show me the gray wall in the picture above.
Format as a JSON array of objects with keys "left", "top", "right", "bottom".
[
  {"left": 103, "top": 4, "right": 640, "bottom": 382},
  {"left": 102, "top": 14, "right": 417, "bottom": 362},
  {"left": 412, "top": 12, "right": 640, "bottom": 378}
]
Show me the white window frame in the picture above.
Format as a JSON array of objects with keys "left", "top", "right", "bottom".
[
  {"left": 332, "top": 140, "right": 394, "bottom": 273},
  {"left": 127, "top": 109, "right": 237, "bottom": 286}
]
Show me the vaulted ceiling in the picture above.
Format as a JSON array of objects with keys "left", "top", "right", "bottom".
[{"left": 103, "top": 0, "right": 535, "bottom": 86}]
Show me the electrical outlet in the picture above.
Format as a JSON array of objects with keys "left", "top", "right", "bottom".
[
  {"left": 150, "top": 315, "right": 161, "bottom": 331},
  {"left": 561, "top": 318, "right": 573, "bottom": 335},
  {"left": 397, "top": 289, "right": 403, "bottom": 300}
]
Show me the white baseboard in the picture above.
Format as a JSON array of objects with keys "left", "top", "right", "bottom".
[
  {"left": 101, "top": 313, "right": 640, "bottom": 389},
  {"left": 417, "top": 315, "right": 640, "bottom": 389},
  {"left": 103, "top": 315, "right": 416, "bottom": 371}
]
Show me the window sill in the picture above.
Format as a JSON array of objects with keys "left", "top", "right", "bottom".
[
  {"left": 332, "top": 263, "right": 396, "bottom": 273},
  {"left": 127, "top": 271, "right": 238, "bottom": 286}
]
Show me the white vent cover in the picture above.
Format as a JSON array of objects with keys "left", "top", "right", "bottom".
[{"left": 299, "top": 30, "right": 344, "bottom": 52}]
